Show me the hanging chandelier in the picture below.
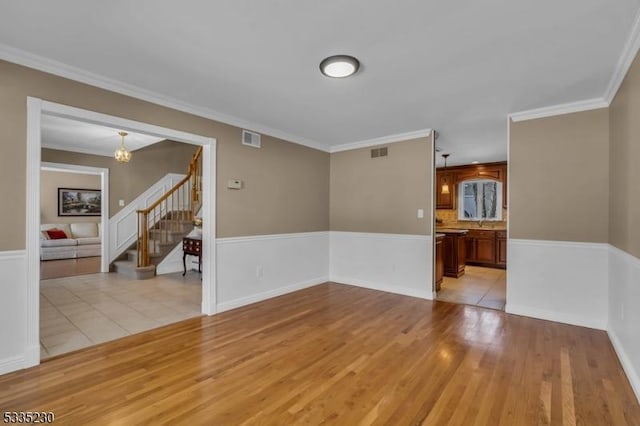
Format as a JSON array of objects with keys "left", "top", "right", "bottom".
[{"left": 114, "top": 131, "right": 132, "bottom": 163}]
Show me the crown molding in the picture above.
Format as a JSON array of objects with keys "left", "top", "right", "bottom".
[
  {"left": 509, "top": 98, "right": 609, "bottom": 122},
  {"left": 510, "top": 6, "right": 640, "bottom": 122},
  {"left": 0, "top": 43, "right": 331, "bottom": 153},
  {"left": 41, "top": 143, "right": 119, "bottom": 158},
  {"left": 605, "top": 7, "right": 640, "bottom": 104},
  {"left": 329, "top": 129, "right": 432, "bottom": 153}
]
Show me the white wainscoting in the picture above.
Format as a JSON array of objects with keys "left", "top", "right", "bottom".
[
  {"left": 0, "top": 250, "right": 28, "bottom": 375},
  {"left": 108, "top": 173, "right": 186, "bottom": 263},
  {"left": 329, "top": 231, "right": 433, "bottom": 300},
  {"left": 506, "top": 239, "right": 609, "bottom": 330},
  {"left": 215, "top": 232, "right": 330, "bottom": 312},
  {"left": 608, "top": 245, "right": 640, "bottom": 402}
]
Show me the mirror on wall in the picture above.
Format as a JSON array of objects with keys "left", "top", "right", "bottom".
[{"left": 458, "top": 179, "right": 503, "bottom": 220}]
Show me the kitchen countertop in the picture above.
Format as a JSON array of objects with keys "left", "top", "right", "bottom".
[
  {"left": 436, "top": 228, "right": 469, "bottom": 234},
  {"left": 437, "top": 226, "right": 507, "bottom": 231},
  {"left": 435, "top": 233, "right": 445, "bottom": 238}
]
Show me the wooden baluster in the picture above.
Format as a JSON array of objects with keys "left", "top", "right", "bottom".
[{"left": 136, "top": 211, "right": 142, "bottom": 267}]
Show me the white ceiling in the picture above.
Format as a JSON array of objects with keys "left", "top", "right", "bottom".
[
  {"left": 0, "top": 1, "right": 637, "bottom": 166},
  {"left": 41, "top": 115, "right": 164, "bottom": 157}
]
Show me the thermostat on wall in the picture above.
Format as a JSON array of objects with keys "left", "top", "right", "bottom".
[{"left": 227, "top": 179, "right": 243, "bottom": 189}]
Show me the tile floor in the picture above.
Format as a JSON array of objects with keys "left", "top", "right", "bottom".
[
  {"left": 40, "top": 271, "right": 202, "bottom": 359},
  {"left": 436, "top": 265, "right": 506, "bottom": 310}
]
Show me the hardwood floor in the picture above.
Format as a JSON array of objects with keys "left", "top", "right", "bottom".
[
  {"left": 40, "top": 257, "right": 101, "bottom": 280},
  {"left": 1, "top": 283, "right": 638, "bottom": 425}
]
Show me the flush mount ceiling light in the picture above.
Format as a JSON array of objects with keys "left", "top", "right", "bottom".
[
  {"left": 320, "top": 55, "right": 360, "bottom": 78},
  {"left": 114, "top": 131, "right": 132, "bottom": 163}
]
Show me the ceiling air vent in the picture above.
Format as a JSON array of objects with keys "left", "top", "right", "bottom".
[{"left": 242, "top": 130, "right": 261, "bottom": 148}]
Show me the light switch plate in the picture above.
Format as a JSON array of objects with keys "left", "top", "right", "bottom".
[
  {"left": 417, "top": 209, "right": 424, "bottom": 218},
  {"left": 118, "top": 199, "right": 125, "bottom": 207}
]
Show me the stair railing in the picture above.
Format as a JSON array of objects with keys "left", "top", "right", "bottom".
[{"left": 136, "top": 146, "right": 203, "bottom": 267}]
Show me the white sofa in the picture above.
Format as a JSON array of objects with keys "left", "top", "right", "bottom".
[{"left": 40, "top": 222, "right": 101, "bottom": 260}]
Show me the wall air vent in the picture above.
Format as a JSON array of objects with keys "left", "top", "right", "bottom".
[
  {"left": 371, "top": 147, "right": 388, "bottom": 158},
  {"left": 242, "top": 130, "right": 261, "bottom": 148}
]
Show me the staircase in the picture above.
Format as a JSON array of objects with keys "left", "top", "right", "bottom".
[{"left": 112, "top": 147, "right": 203, "bottom": 279}]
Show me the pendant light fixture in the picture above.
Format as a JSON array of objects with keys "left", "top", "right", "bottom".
[
  {"left": 441, "top": 154, "right": 450, "bottom": 195},
  {"left": 114, "top": 131, "right": 132, "bottom": 163}
]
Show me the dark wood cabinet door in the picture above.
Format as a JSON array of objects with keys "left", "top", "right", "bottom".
[
  {"left": 465, "top": 230, "right": 504, "bottom": 267},
  {"left": 497, "top": 231, "right": 507, "bottom": 266},
  {"left": 475, "top": 237, "right": 496, "bottom": 263},
  {"left": 436, "top": 171, "right": 455, "bottom": 210},
  {"left": 457, "top": 235, "right": 466, "bottom": 273},
  {"left": 465, "top": 237, "right": 476, "bottom": 262},
  {"left": 442, "top": 234, "right": 455, "bottom": 274},
  {"left": 435, "top": 238, "right": 444, "bottom": 291}
]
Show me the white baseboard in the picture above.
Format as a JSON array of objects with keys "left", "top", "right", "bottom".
[
  {"left": 507, "top": 239, "right": 608, "bottom": 330},
  {"left": 0, "top": 355, "right": 25, "bottom": 376},
  {"left": 217, "top": 276, "right": 328, "bottom": 313},
  {"left": 608, "top": 327, "right": 640, "bottom": 403},
  {"left": 330, "top": 231, "right": 433, "bottom": 301}
]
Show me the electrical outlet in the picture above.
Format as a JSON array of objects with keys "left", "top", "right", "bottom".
[
  {"left": 118, "top": 199, "right": 125, "bottom": 207},
  {"left": 256, "top": 266, "right": 263, "bottom": 278}
]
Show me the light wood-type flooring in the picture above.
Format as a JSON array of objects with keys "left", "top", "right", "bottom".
[
  {"left": 2, "top": 283, "right": 638, "bottom": 425},
  {"left": 437, "top": 265, "right": 506, "bottom": 310}
]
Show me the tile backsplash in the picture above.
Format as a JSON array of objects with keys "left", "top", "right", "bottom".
[{"left": 436, "top": 207, "right": 508, "bottom": 229}]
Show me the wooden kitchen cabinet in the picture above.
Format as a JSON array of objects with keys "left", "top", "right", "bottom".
[
  {"left": 441, "top": 231, "right": 467, "bottom": 278},
  {"left": 436, "top": 171, "right": 455, "bottom": 210},
  {"left": 496, "top": 231, "right": 507, "bottom": 267},
  {"left": 456, "top": 167, "right": 502, "bottom": 182},
  {"left": 466, "top": 229, "right": 496, "bottom": 265},
  {"left": 435, "top": 234, "right": 444, "bottom": 291},
  {"left": 466, "top": 229, "right": 506, "bottom": 269}
]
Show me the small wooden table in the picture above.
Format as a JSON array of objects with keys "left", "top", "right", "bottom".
[{"left": 182, "top": 236, "right": 202, "bottom": 276}]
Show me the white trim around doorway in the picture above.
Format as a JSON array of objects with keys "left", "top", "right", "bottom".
[{"left": 26, "top": 97, "right": 217, "bottom": 369}]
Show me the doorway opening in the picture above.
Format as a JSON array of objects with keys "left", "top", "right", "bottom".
[
  {"left": 25, "top": 98, "right": 216, "bottom": 367},
  {"left": 433, "top": 152, "right": 507, "bottom": 311},
  {"left": 39, "top": 162, "right": 109, "bottom": 280}
]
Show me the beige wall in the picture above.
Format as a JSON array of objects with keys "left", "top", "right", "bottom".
[
  {"left": 42, "top": 140, "right": 197, "bottom": 218},
  {"left": 509, "top": 108, "right": 610, "bottom": 243},
  {"left": 40, "top": 170, "right": 101, "bottom": 224},
  {"left": 0, "top": 59, "right": 329, "bottom": 250},
  {"left": 330, "top": 137, "right": 432, "bottom": 235},
  {"left": 609, "top": 53, "right": 640, "bottom": 258}
]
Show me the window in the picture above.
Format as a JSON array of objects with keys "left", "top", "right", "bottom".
[{"left": 458, "top": 180, "right": 502, "bottom": 221}]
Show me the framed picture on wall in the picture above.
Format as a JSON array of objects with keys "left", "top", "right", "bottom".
[{"left": 58, "top": 188, "right": 101, "bottom": 216}]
